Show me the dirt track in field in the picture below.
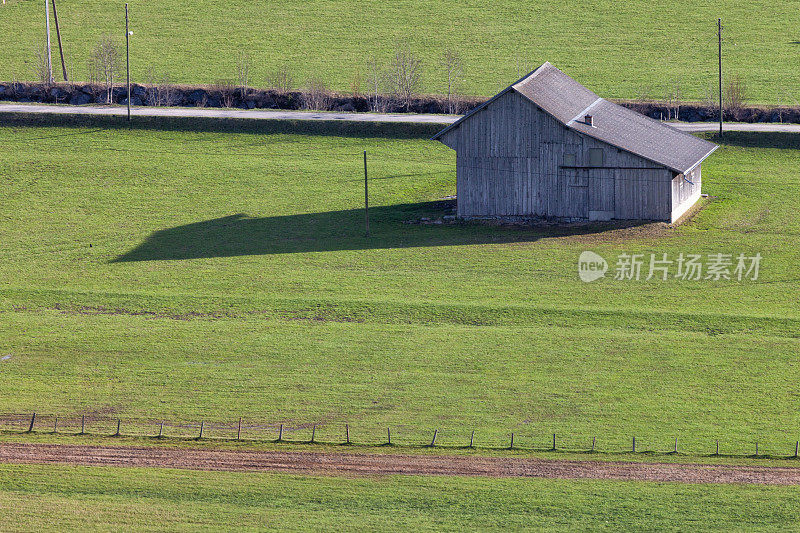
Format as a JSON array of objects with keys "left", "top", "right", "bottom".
[{"left": 2, "top": 443, "right": 800, "bottom": 485}]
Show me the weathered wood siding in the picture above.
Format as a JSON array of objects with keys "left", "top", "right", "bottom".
[{"left": 440, "top": 90, "right": 674, "bottom": 221}]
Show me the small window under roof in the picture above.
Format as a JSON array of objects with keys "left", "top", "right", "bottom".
[{"left": 588, "top": 148, "right": 604, "bottom": 167}]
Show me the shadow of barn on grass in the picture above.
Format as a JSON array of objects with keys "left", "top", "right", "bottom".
[{"left": 111, "top": 201, "right": 650, "bottom": 262}]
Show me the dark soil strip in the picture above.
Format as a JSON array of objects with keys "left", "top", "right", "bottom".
[{"left": 2, "top": 443, "right": 800, "bottom": 485}]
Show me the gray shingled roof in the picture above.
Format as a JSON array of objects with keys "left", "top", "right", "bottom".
[{"left": 434, "top": 62, "right": 718, "bottom": 174}]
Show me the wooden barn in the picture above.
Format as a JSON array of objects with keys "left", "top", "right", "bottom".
[{"left": 433, "top": 62, "right": 718, "bottom": 223}]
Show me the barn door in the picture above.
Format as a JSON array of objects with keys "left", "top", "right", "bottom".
[
  {"left": 588, "top": 169, "right": 615, "bottom": 221},
  {"left": 562, "top": 167, "right": 588, "bottom": 219}
]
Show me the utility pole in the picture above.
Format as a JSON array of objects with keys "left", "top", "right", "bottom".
[
  {"left": 363, "top": 150, "right": 370, "bottom": 237},
  {"left": 125, "top": 3, "right": 131, "bottom": 121},
  {"left": 718, "top": 18, "right": 723, "bottom": 137},
  {"left": 51, "top": 0, "right": 67, "bottom": 81},
  {"left": 44, "top": 0, "right": 53, "bottom": 84}
]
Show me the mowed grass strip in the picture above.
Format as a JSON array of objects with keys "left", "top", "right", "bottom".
[
  {"left": 0, "top": 122, "right": 798, "bottom": 455},
  {"left": 1, "top": 311, "right": 799, "bottom": 454},
  {"left": 2, "top": 464, "right": 800, "bottom": 531},
  {"left": 1, "top": 0, "right": 799, "bottom": 103}
]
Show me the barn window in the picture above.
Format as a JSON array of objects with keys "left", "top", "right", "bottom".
[
  {"left": 588, "top": 148, "right": 604, "bottom": 167},
  {"left": 563, "top": 153, "right": 576, "bottom": 167}
]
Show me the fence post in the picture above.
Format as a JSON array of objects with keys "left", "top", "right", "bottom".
[
  {"left": 278, "top": 424, "right": 283, "bottom": 442},
  {"left": 345, "top": 424, "right": 349, "bottom": 444},
  {"left": 795, "top": 441, "right": 798, "bottom": 458},
  {"left": 509, "top": 433, "right": 514, "bottom": 449},
  {"left": 674, "top": 437, "right": 678, "bottom": 453},
  {"left": 632, "top": 436, "right": 636, "bottom": 453},
  {"left": 237, "top": 417, "right": 242, "bottom": 441},
  {"left": 429, "top": 429, "right": 438, "bottom": 447},
  {"left": 715, "top": 439, "right": 719, "bottom": 455},
  {"left": 387, "top": 427, "right": 391, "bottom": 445},
  {"left": 552, "top": 433, "right": 556, "bottom": 451},
  {"left": 80, "top": 414, "right": 85, "bottom": 435},
  {"left": 591, "top": 436, "right": 596, "bottom": 452},
  {"left": 114, "top": 419, "right": 121, "bottom": 437},
  {"left": 310, "top": 425, "right": 316, "bottom": 443},
  {"left": 27, "top": 412, "right": 36, "bottom": 433},
  {"left": 158, "top": 421, "right": 163, "bottom": 438},
  {"left": 198, "top": 421, "right": 204, "bottom": 439},
  {"left": 470, "top": 430, "right": 475, "bottom": 448}
]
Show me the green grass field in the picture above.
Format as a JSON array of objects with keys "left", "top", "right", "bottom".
[
  {"left": 0, "top": 116, "right": 798, "bottom": 456},
  {"left": 1, "top": 0, "right": 799, "bottom": 103},
  {"left": 2, "top": 464, "right": 800, "bottom": 531}
]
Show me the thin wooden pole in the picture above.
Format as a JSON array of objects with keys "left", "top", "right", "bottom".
[
  {"left": 114, "top": 419, "right": 121, "bottom": 436},
  {"left": 387, "top": 427, "right": 391, "bottom": 445},
  {"left": 469, "top": 430, "right": 475, "bottom": 448},
  {"left": 552, "top": 433, "right": 556, "bottom": 451},
  {"left": 44, "top": 0, "right": 53, "bottom": 84},
  {"left": 158, "top": 421, "right": 163, "bottom": 438},
  {"left": 51, "top": 0, "right": 67, "bottom": 81},
  {"left": 430, "top": 429, "right": 438, "bottom": 447},
  {"left": 674, "top": 437, "right": 678, "bottom": 453},
  {"left": 795, "top": 441, "right": 798, "bottom": 458},
  {"left": 80, "top": 414, "right": 85, "bottom": 435},
  {"left": 363, "top": 150, "right": 369, "bottom": 237},
  {"left": 591, "top": 436, "right": 596, "bottom": 452},
  {"left": 345, "top": 424, "right": 350, "bottom": 444},
  {"left": 27, "top": 413, "right": 36, "bottom": 433},
  {"left": 716, "top": 439, "right": 719, "bottom": 455},
  {"left": 278, "top": 424, "right": 283, "bottom": 442},
  {"left": 237, "top": 417, "right": 242, "bottom": 440},
  {"left": 310, "top": 425, "right": 316, "bottom": 443},
  {"left": 509, "top": 433, "right": 514, "bottom": 449},
  {"left": 198, "top": 421, "right": 204, "bottom": 439},
  {"left": 125, "top": 3, "right": 131, "bottom": 121},
  {"left": 718, "top": 18, "right": 723, "bottom": 137},
  {"left": 632, "top": 436, "right": 636, "bottom": 453}
]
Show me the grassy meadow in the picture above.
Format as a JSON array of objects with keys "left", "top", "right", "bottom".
[
  {"left": 2, "top": 464, "right": 800, "bottom": 531},
  {"left": 0, "top": 116, "right": 798, "bottom": 455},
  {"left": 1, "top": 0, "right": 800, "bottom": 103}
]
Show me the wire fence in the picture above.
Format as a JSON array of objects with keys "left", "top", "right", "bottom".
[{"left": 3, "top": 412, "right": 800, "bottom": 459}]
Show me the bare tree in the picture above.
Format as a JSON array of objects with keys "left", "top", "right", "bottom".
[
  {"left": 515, "top": 55, "right": 532, "bottom": 78},
  {"left": 266, "top": 65, "right": 294, "bottom": 93},
  {"left": 387, "top": 45, "right": 422, "bottom": 110},
  {"left": 350, "top": 68, "right": 363, "bottom": 98},
  {"left": 212, "top": 80, "right": 236, "bottom": 108},
  {"left": 302, "top": 76, "right": 331, "bottom": 110},
  {"left": 724, "top": 76, "right": 747, "bottom": 115},
  {"left": 88, "top": 36, "right": 120, "bottom": 103},
  {"left": 366, "top": 58, "right": 386, "bottom": 111},
  {"left": 664, "top": 80, "right": 682, "bottom": 120},
  {"left": 440, "top": 48, "right": 463, "bottom": 114},
  {"left": 33, "top": 45, "right": 52, "bottom": 85},
  {"left": 144, "top": 67, "right": 178, "bottom": 106},
  {"left": 234, "top": 51, "right": 252, "bottom": 95},
  {"left": 701, "top": 85, "right": 718, "bottom": 109}
]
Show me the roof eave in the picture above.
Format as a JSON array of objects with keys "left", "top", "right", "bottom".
[{"left": 681, "top": 144, "right": 719, "bottom": 175}]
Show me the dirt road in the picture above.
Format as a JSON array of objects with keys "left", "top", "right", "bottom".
[{"left": 2, "top": 442, "right": 800, "bottom": 485}]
